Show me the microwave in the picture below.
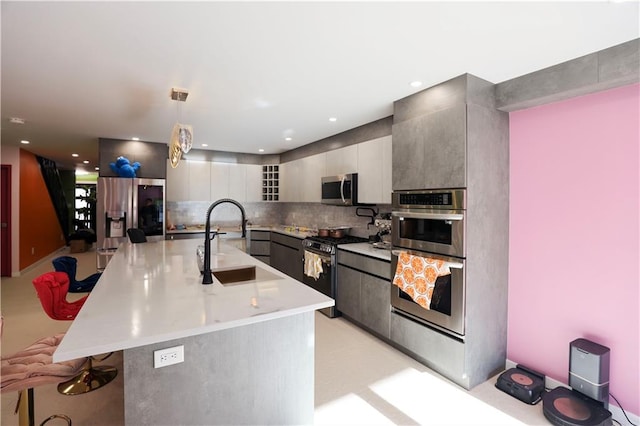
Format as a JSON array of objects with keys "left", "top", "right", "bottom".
[{"left": 321, "top": 173, "right": 358, "bottom": 206}]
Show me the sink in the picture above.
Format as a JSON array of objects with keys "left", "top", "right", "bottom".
[
  {"left": 210, "top": 264, "right": 285, "bottom": 285},
  {"left": 212, "top": 265, "right": 256, "bottom": 285}
]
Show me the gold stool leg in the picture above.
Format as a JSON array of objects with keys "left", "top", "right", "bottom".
[
  {"left": 56, "top": 358, "right": 117, "bottom": 395},
  {"left": 15, "top": 388, "right": 35, "bottom": 426}
]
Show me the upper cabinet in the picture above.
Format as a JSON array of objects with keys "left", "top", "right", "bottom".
[
  {"left": 188, "top": 161, "right": 211, "bottom": 201},
  {"left": 166, "top": 159, "right": 190, "bottom": 202},
  {"left": 326, "top": 145, "right": 358, "bottom": 176},
  {"left": 300, "top": 153, "right": 326, "bottom": 202},
  {"left": 391, "top": 73, "right": 509, "bottom": 192},
  {"left": 246, "top": 164, "right": 263, "bottom": 202},
  {"left": 393, "top": 104, "right": 466, "bottom": 190},
  {"left": 210, "top": 162, "right": 230, "bottom": 201},
  {"left": 357, "top": 135, "right": 392, "bottom": 204},
  {"left": 279, "top": 139, "right": 391, "bottom": 204},
  {"left": 228, "top": 163, "right": 247, "bottom": 201},
  {"left": 167, "top": 160, "right": 263, "bottom": 203},
  {"left": 279, "top": 161, "right": 299, "bottom": 202}
]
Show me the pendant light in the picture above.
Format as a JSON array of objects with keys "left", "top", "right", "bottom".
[{"left": 168, "top": 88, "right": 193, "bottom": 168}]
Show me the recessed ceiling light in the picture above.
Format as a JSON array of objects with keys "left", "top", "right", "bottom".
[
  {"left": 95, "top": 167, "right": 100, "bottom": 170},
  {"left": 131, "top": 137, "right": 140, "bottom": 141},
  {"left": 410, "top": 81, "right": 423, "bottom": 88},
  {"left": 201, "top": 143, "right": 208, "bottom": 147},
  {"left": 329, "top": 117, "right": 337, "bottom": 122},
  {"left": 20, "top": 140, "right": 30, "bottom": 144},
  {"left": 258, "top": 149, "right": 265, "bottom": 153},
  {"left": 10, "top": 117, "right": 25, "bottom": 125},
  {"left": 285, "top": 137, "right": 292, "bottom": 141},
  {"left": 72, "top": 153, "right": 79, "bottom": 157},
  {"left": 83, "top": 160, "right": 89, "bottom": 164}
]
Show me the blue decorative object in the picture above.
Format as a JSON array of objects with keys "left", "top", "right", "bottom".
[
  {"left": 52, "top": 256, "right": 101, "bottom": 292},
  {"left": 109, "top": 156, "right": 141, "bottom": 178}
]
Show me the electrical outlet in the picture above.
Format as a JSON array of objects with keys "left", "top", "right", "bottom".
[{"left": 154, "top": 345, "right": 184, "bottom": 368}]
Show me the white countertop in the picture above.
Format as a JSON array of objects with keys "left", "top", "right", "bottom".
[
  {"left": 53, "top": 239, "right": 334, "bottom": 362},
  {"left": 338, "top": 242, "right": 392, "bottom": 261}
]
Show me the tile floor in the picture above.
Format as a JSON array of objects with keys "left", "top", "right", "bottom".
[{"left": 1, "top": 246, "right": 550, "bottom": 425}]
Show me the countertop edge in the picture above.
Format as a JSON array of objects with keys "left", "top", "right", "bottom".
[
  {"left": 337, "top": 242, "right": 392, "bottom": 262},
  {"left": 53, "top": 300, "right": 332, "bottom": 362},
  {"left": 53, "top": 239, "right": 333, "bottom": 362}
]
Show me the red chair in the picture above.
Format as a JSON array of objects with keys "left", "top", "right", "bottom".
[
  {"left": 1, "top": 316, "right": 87, "bottom": 425},
  {"left": 31, "top": 272, "right": 117, "bottom": 395},
  {"left": 32, "top": 272, "right": 87, "bottom": 320}
]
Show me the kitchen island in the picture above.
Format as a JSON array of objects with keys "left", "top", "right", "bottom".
[{"left": 53, "top": 238, "right": 334, "bottom": 425}]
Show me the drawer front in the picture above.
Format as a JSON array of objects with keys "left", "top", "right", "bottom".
[
  {"left": 166, "top": 232, "right": 205, "bottom": 240},
  {"left": 249, "top": 230, "right": 271, "bottom": 241},
  {"left": 250, "top": 240, "right": 270, "bottom": 256},
  {"left": 271, "top": 231, "right": 304, "bottom": 250},
  {"left": 337, "top": 250, "right": 391, "bottom": 280},
  {"left": 253, "top": 255, "right": 270, "bottom": 265}
]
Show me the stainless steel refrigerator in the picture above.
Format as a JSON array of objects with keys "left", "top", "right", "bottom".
[{"left": 96, "top": 177, "right": 166, "bottom": 270}]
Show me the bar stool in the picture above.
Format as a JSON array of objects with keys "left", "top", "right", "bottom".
[
  {"left": 52, "top": 256, "right": 101, "bottom": 293},
  {"left": 1, "top": 317, "right": 87, "bottom": 426},
  {"left": 126, "top": 228, "right": 147, "bottom": 243},
  {"left": 31, "top": 272, "right": 118, "bottom": 395}
]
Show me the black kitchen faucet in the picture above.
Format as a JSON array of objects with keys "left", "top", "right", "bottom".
[{"left": 202, "top": 198, "right": 247, "bottom": 284}]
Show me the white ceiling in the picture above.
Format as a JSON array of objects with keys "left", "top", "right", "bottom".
[{"left": 2, "top": 1, "right": 638, "bottom": 171}]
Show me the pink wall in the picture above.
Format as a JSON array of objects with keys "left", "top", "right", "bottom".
[{"left": 509, "top": 83, "right": 639, "bottom": 414}]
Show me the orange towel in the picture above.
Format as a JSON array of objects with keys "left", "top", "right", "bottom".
[{"left": 392, "top": 251, "right": 451, "bottom": 309}]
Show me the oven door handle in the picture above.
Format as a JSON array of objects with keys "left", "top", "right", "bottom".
[
  {"left": 392, "top": 211, "right": 464, "bottom": 221},
  {"left": 391, "top": 249, "right": 464, "bottom": 269},
  {"left": 304, "top": 250, "right": 332, "bottom": 265}
]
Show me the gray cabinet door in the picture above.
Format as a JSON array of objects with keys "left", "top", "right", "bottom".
[
  {"left": 392, "top": 104, "right": 467, "bottom": 190},
  {"left": 360, "top": 273, "right": 391, "bottom": 339},
  {"left": 336, "top": 265, "right": 361, "bottom": 321},
  {"left": 270, "top": 235, "right": 304, "bottom": 281}
]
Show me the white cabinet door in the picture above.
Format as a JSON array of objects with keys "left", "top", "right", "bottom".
[
  {"left": 381, "top": 136, "right": 392, "bottom": 204},
  {"left": 326, "top": 145, "right": 358, "bottom": 176},
  {"left": 166, "top": 159, "right": 189, "bottom": 201},
  {"left": 279, "top": 162, "right": 290, "bottom": 202},
  {"left": 280, "top": 160, "right": 301, "bottom": 202},
  {"left": 210, "top": 162, "right": 230, "bottom": 201},
  {"left": 357, "top": 135, "right": 392, "bottom": 204},
  {"left": 188, "top": 161, "right": 211, "bottom": 201},
  {"left": 300, "top": 153, "right": 326, "bottom": 202},
  {"left": 228, "top": 164, "right": 247, "bottom": 202},
  {"left": 245, "top": 164, "right": 263, "bottom": 202}
]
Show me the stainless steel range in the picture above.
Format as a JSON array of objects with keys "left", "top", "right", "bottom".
[{"left": 302, "top": 235, "right": 368, "bottom": 318}]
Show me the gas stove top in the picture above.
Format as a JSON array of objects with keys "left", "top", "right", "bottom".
[
  {"left": 306, "top": 235, "right": 368, "bottom": 245},
  {"left": 303, "top": 235, "right": 368, "bottom": 255}
]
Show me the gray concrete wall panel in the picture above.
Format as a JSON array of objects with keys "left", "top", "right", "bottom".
[
  {"left": 123, "top": 312, "right": 315, "bottom": 425},
  {"left": 496, "top": 39, "right": 640, "bottom": 112}
]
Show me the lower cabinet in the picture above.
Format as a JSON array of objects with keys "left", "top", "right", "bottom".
[
  {"left": 270, "top": 232, "right": 304, "bottom": 282},
  {"left": 389, "top": 312, "right": 467, "bottom": 389},
  {"left": 166, "top": 232, "right": 205, "bottom": 240},
  {"left": 249, "top": 230, "right": 271, "bottom": 265},
  {"left": 336, "top": 250, "right": 391, "bottom": 339}
]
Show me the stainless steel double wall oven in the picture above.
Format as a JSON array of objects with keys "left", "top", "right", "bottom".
[{"left": 391, "top": 189, "right": 466, "bottom": 338}]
